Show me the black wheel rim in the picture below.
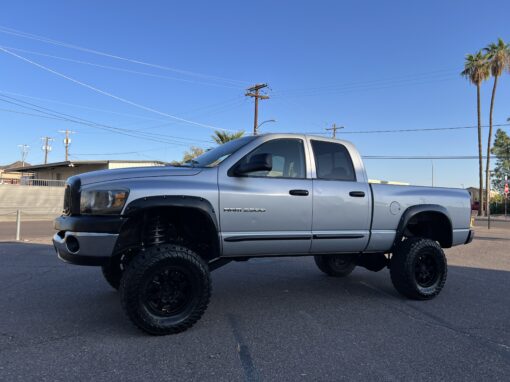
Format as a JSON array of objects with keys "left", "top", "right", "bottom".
[
  {"left": 143, "top": 267, "right": 194, "bottom": 317},
  {"left": 414, "top": 251, "right": 439, "bottom": 288},
  {"left": 330, "top": 255, "right": 352, "bottom": 271}
]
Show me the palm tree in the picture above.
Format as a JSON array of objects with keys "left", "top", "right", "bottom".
[
  {"left": 211, "top": 130, "right": 245, "bottom": 144},
  {"left": 461, "top": 51, "right": 490, "bottom": 216},
  {"left": 483, "top": 38, "right": 510, "bottom": 215}
]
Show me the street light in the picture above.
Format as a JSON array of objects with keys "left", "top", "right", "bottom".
[{"left": 256, "top": 119, "right": 276, "bottom": 133}]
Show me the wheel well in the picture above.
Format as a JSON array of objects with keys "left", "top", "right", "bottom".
[
  {"left": 115, "top": 206, "right": 220, "bottom": 263},
  {"left": 404, "top": 211, "right": 452, "bottom": 248}
]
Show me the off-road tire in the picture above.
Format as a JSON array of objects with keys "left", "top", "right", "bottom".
[
  {"left": 314, "top": 254, "right": 357, "bottom": 277},
  {"left": 390, "top": 237, "right": 447, "bottom": 300},
  {"left": 120, "top": 244, "right": 211, "bottom": 335},
  {"left": 101, "top": 260, "right": 123, "bottom": 290}
]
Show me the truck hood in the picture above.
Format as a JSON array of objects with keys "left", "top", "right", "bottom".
[{"left": 77, "top": 166, "right": 202, "bottom": 186}]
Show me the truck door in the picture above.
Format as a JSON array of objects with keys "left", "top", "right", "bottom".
[
  {"left": 218, "top": 138, "right": 313, "bottom": 256},
  {"left": 309, "top": 139, "right": 371, "bottom": 253}
]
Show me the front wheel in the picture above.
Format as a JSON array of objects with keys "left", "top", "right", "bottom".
[
  {"left": 390, "top": 237, "right": 447, "bottom": 300},
  {"left": 120, "top": 244, "right": 211, "bottom": 335},
  {"left": 314, "top": 254, "right": 357, "bottom": 277},
  {"left": 101, "top": 259, "right": 123, "bottom": 290}
]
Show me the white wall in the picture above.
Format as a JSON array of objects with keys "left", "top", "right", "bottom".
[{"left": 0, "top": 184, "right": 64, "bottom": 221}]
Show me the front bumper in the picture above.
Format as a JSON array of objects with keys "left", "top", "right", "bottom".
[
  {"left": 53, "top": 215, "right": 123, "bottom": 266},
  {"left": 53, "top": 231, "right": 118, "bottom": 266}
]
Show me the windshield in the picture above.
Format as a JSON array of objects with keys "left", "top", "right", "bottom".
[{"left": 183, "top": 136, "right": 256, "bottom": 167}]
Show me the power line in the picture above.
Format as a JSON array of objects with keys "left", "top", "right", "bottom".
[
  {"left": 0, "top": 25, "right": 248, "bottom": 86},
  {"left": 302, "top": 123, "right": 510, "bottom": 135},
  {"left": 363, "top": 155, "right": 508, "bottom": 160},
  {"left": 0, "top": 93, "right": 230, "bottom": 145},
  {"left": 0, "top": 89, "right": 244, "bottom": 126},
  {"left": 71, "top": 146, "right": 171, "bottom": 156},
  {"left": 0, "top": 94, "right": 201, "bottom": 147},
  {"left": 272, "top": 74, "right": 457, "bottom": 100},
  {"left": 0, "top": 93, "right": 216, "bottom": 145},
  {"left": 274, "top": 68, "right": 458, "bottom": 96},
  {"left": 0, "top": 107, "right": 72, "bottom": 121},
  {"left": 0, "top": 45, "right": 243, "bottom": 89},
  {"left": 0, "top": 47, "right": 232, "bottom": 132}
]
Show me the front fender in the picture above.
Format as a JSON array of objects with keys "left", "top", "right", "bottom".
[{"left": 123, "top": 195, "right": 218, "bottom": 230}]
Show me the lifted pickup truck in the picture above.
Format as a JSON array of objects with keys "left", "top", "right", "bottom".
[{"left": 53, "top": 134, "right": 473, "bottom": 335}]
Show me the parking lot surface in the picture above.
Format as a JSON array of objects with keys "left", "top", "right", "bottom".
[{"left": 0, "top": 225, "right": 509, "bottom": 381}]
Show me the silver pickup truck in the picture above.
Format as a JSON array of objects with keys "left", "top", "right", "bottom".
[{"left": 53, "top": 133, "right": 474, "bottom": 335}]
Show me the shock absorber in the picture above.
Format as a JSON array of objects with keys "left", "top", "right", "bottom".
[{"left": 145, "top": 215, "right": 167, "bottom": 246}]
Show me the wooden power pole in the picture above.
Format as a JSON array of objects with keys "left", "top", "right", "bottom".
[
  {"left": 17, "top": 144, "right": 30, "bottom": 167},
  {"left": 245, "top": 83, "right": 269, "bottom": 135},
  {"left": 58, "top": 129, "right": 76, "bottom": 161},
  {"left": 326, "top": 123, "right": 343, "bottom": 138},
  {"left": 41, "top": 136, "right": 54, "bottom": 164}
]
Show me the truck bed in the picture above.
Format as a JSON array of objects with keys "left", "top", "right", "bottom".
[{"left": 366, "top": 184, "right": 472, "bottom": 252}]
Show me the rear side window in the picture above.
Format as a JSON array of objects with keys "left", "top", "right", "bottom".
[{"left": 311, "top": 140, "right": 356, "bottom": 181}]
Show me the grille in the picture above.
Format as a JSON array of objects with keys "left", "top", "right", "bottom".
[{"left": 63, "top": 185, "right": 71, "bottom": 215}]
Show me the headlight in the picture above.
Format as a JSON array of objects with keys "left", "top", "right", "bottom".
[{"left": 80, "top": 190, "right": 129, "bottom": 215}]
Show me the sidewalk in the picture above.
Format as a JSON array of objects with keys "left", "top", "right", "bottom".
[{"left": 0, "top": 220, "right": 54, "bottom": 243}]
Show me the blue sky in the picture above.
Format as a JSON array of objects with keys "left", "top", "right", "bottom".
[{"left": 1, "top": 0, "right": 509, "bottom": 187}]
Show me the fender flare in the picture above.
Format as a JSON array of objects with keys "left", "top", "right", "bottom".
[
  {"left": 121, "top": 195, "right": 221, "bottom": 259},
  {"left": 392, "top": 204, "right": 453, "bottom": 250},
  {"left": 123, "top": 195, "right": 218, "bottom": 230}
]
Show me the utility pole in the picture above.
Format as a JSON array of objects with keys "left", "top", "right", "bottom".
[
  {"left": 431, "top": 160, "right": 434, "bottom": 187},
  {"left": 41, "top": 136, "right": 54, "bottom": 164},
  {"left": 245, "top": 83, "right": 269, "bottom": 135},
  {"left": 58, "top": 129, "right": 76, "bottom": 161},
  {"left": 326, "top": 123, "right": 343, "bottom": 138},
  {"left": 487, "top": 170, "right": 492, "bottom": 230},
  {"left": 17, "top": 144, "right": 30, "bottom": 167},
  {"left": 504, "top": 175, "right": 508, "bottom": 219}
]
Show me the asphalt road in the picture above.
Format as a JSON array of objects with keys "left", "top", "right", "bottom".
[{"left": 0, "top": 225, "right": 509, "bottom": 381}]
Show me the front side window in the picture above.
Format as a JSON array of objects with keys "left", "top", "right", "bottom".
[
  {"left": 235, "top": 139, "right": 306, "bottom": 178},
  {"left": 311, "top": 140, "right": 356, "bottom": 181}
]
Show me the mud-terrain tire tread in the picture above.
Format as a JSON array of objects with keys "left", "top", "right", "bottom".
[
  {"left": 120, "top": 244, "right": 211, "bottom": 335},
  {"left": 314, "top": 254, "right": 356, "bottom": 277},
  {"left": 390, "top": 237, "right": 447, "bottom": 300}
]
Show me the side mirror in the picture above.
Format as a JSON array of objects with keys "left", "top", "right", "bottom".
[{"left": 235, "top": 153, "right": 272, "bottom": 175}]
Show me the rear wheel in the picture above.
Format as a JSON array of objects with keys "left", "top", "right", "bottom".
[
  {"left": 314, "top": 254, "right": 357, "bottom": 277},
  {"left": 120, "top": 244, "right": 211, "bottom": 335},
  {"left": 390, "top": 237, "right": 447, "bottom": 300}
]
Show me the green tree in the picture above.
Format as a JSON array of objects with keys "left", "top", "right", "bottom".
[
  {"left": 483, "top": 38, "right": 510, "bottom": 214},
  {"left": 491, "top": 128, "right": 510, "bottom": 194},
  {"left": 182, "top": 146, "right": 205, "bottom": 163},
  {"left": 211, "top": 130, "right": 245, "bottom": 144},
  {"left": 461, "top": 51, "right": 490, "bottom": 215}
]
